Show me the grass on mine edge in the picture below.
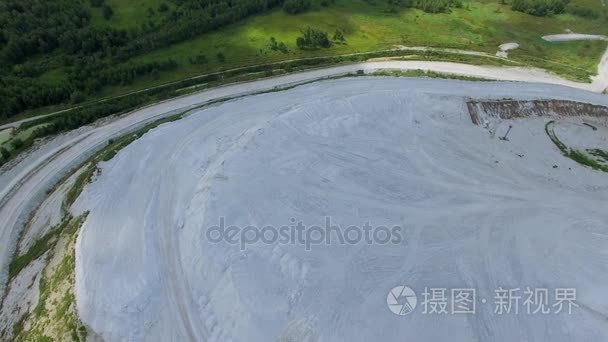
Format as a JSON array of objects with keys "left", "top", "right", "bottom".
[
  {"left": 17, "top": 215, "right": 88, "bottom": 342},
  {"left": 370, "top": 69, "right": 493, "bottom": 81},
  {"left": 6, "top": 68, "right": 334, "bottom": 287},
  {"left": 7, "top": 98, "right": 192, "bottom": 284},
  {"left": 7, "top": 100, "right": 204, "bottom": 339},
  {"left": 545, "top": 120, "right": 608, "bottom": 173}
]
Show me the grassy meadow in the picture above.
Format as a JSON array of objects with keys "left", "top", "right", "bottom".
[
  {"left": 93, "top": 0, "right": 608, "bottom": 89},
  {"left": 3, "top": 0, "right": 608, "bottom": 140}
]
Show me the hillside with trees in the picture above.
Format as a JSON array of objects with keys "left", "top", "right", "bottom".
[
  {"left": 0, "top": 0, "right": 285, "bottom": 121},
  {"left": 0, "top": 0, "right": 606, "bottom": 125}
]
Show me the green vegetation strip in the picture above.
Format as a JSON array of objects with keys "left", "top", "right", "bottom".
[
  {"left": 370, "top": 69, "right": 493, "bottom": 82},
  {"left": 8, "top": 219, "right": 70, "bottom": 279},
  {"left": 7, "top": 107, "right": 196, "bottom": 340},
  {"left": 63, "top": 165, "right": 97, "bottom": 209},
  {"left": 13, "top": 215, "right": 88, "bottom": 342},
  {"left": 545, "top": 120, "right": 608, "bottom": 172},
  {"left": 588, "top": 149, "right": 608, "bottom": 163}
]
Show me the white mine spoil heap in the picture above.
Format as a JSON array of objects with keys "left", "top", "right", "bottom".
[{"left": 47, "top": 77, "right": 608, "bottom": 341}]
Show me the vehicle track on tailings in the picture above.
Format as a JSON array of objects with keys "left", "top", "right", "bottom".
[
  {"left": 155, "top": 127, "right": 262, "bottom": 341},
  {"left": 172, "top": 113, "right": 279, "bottom": 340}
]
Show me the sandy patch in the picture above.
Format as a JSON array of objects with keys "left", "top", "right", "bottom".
[
  {"left": 496, "top": 42, "right": 519, "bottom": 58},
  {"left": 542, "top": 33, "right": 608, "bottom": 42}
]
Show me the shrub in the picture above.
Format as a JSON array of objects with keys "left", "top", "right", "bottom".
[
  {"left": 413, "top": 0, "right": 463, "bottom": 13},
  {"left": 283, "top": 0, "right": 312, "bottom": 14},
  {"left": 190, "top": 54, "right": 209, "bottom": 65},
  {"left": 269, "top": 37, "right": 289, "bottom": 53},
  {"left": 89, "top": 0, "right": 104, "bottom": 7},
  {"left": 296, "top": 27, "right": 332, "bottom": 50},
  {"left": 70, "top": 91, "right": 86, "bottom": 104},
  {"left": 158, "top": 3, "right": 169, "bottom": 12},
  {"left": 11, "top": 138, "right": 24, "bottom": 150},
  {"left": 386, "top": 0, "right": 463, "bottom": 13},
  {"left": 566, "top": 4, "right": 599, "bottom": 19},
  {"left": 333, "top": 29, "right": 346, "bottom": 43},
  {"left": 102, "top": 5, "right": 113, "bottom": 20},
  {"left": 0, "top": 147, "right": 10, "bottom": 160},
  {"left": 216, "top": 52, "right": 226, "bottom": 63},
  {"left": 511, "top": 0, "right": 569, "bottom": 16}
]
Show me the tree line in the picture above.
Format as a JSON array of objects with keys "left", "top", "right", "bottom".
[
  {"left": 380, "top": 0, "right": 463, "bottom": 13},
  {"left": 0, "top": 0, "right": 287, "bottom": 121},
  {"left": 510, "top": 0, "right": 569, "bottom": 16}
]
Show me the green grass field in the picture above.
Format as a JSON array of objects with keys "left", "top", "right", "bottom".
[
  {"left": 7, "top": 0, "right": 608, "bottom": 125},
  {"left": 134, "top": 1, "right": 606, "bottom": 66},
  {"left": 76, "top": 0, "right": 607, "bottom": 98}
]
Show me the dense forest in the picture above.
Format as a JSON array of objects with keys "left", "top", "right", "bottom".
[{"left": 0, "top": 0, "right": 285, "bottom": 120}]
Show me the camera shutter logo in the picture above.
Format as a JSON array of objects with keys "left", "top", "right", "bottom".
[{"left": 387, "top": 286, "right": 417, "bottom": 315}]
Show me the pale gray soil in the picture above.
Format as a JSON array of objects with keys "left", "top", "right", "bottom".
[
  {"left": 72, "top": 78, "right": 608, "bottom": 341},
  {"left": 0, "top": 256, "right": 45, "bottom": 339}
]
